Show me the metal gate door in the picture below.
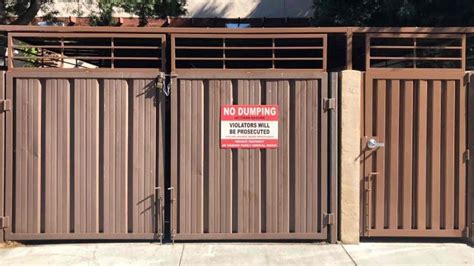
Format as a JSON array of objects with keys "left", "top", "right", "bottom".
[
  {"left": 3, "top": 71, "right": 166, "bottom": 241},
  {"left": 362, "top": 70, "right": 468, "bottom": 237},
  {"left": 170, "top": 70, "right": 337, "bottom": 241}
]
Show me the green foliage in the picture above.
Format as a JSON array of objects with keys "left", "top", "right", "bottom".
[
  {"left": 89, "top": 0, "right": 186, "bottom": 26},
  {"left": 313, "top": 0, "right": 474, "bottom": 26},
  {"left": 154, "top": 0, "right": 186, "bottom": 17},
  {"left": 40, "top": 1, "right": 59, "bottom": 23},
  {"left": 121, "top": 0, "right": 186, "bottom": 26},
  {"left": 17, "top": 44, "right": 41, "bottom": 67},
  {"left": 120, "top": 0, "right": 155, "bottom": 26},
  {"left": 1, "top": 0, "right": 56, "bottom": 25},
  {"left": 89, "top": 0, "right": 120, "bottom": 26},
  {"left": 71, "top": 2, "right": 85, "bottom": 17}
]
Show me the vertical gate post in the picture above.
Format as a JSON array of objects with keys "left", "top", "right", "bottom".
[
  {"left": 339, "top": 70, "right": 362, "bottom": 244},
  {"left": 0, "top": 71, "right": 4, "bottom": 243},
  {"left": 328, "top": 72, "right": 339, "bottom": 243},
  {"left": 468, "top": 72, "right": 474, "bottom": 244}
]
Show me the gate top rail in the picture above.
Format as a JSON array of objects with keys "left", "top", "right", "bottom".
[{"left": 2, "top": 26, "right": 474, "bottom": 34}]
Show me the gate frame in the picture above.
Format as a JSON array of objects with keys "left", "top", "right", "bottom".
[
  {"left": 468, "top": 72, "right": 474, "bottom": 244},
  {"left": 170, "top": 69, "right": 338, "bottom": 242},
  {"left": 0, "top": 71, "right": 5, "bottom": 243}
]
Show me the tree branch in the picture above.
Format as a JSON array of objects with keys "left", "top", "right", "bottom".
[
  {"left": 11, "top": 0, "right": 42, "bottom": 25},
  {"left": 0, "top": 0, "right": 6, "bottom": 24}
]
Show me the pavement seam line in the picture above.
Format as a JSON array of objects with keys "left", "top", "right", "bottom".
[
  {"left": 178, "top": 244, "right": 185, "bottom": 266},
  {"left": 341, "top": 244, "right": 358, "bottom": 266}
]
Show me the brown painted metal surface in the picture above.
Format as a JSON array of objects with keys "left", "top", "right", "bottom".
[
  {"left": 3, "top": 71, "right": 165, "bottom": 240},
  {"left": 468, "top": 73, "right": 474, "bottom": 244},
  {"left": 171, "top": 33, "right": 327, "bottom": 71},
  {"left": 362, "top": 69, "right": 468, "bottom": 238},
  {"left": 170, "top": 69, "right": 336, "bottom": 241},
  {"left": 1, "top": 26, "right": 472, "bottom": 243},
  {"left": 366, "top": 33, "right": 465, "bottom": 71},
  {"left": 0, "top": 71, "right": 5, "bottom": 242},
  {"left": 3, "top": 26, "right": 474, "bottom": 34},
  {"left": 8, "top": 33, "right": 166, "bottom": 70}
]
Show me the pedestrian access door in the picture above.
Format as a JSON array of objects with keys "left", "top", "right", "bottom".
[
  {"left": 3, "top": 71, "right": 166, "bottom": 241},
  {"left": 362, "top": 70, "right": 468, "bottom": 237}
]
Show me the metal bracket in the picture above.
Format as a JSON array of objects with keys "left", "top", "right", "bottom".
[
  {"left": 365, "top": 172, "right": 379, "bottom": 191},
  {"left": 154, "top": 186, "right": 163, "bottom": 244},
  {"left": 323, "top": 98, "right": 336, "bottom": 111},
  {"left": 0, "top": 216, "right": 10, "bottom": 228},
  {"left": 168, "top": 187, "right": 175, "bottom": 244},
  {"left": 0, "top": 99, "right": 11, "bottom": 112},
  {"left": 363, "top": 172, "right": 378, "bottom": 236},
  {"left": 324, "top": 213, "right": 335, "bottom": 225}
]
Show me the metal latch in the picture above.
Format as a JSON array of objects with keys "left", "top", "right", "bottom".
[
  {"left": 156, "top": 73, "right": 178, "bottom": 97},
  {"left": 324, "top": 213, "right": 335, "bottom": 225},
  {"left": 155, "top": 73, "right": 165, "bottom": 92},
  {"left": 0, "top": 99, "right": 11, "bottom": 112},
  {"left": 323, "top": 98, "right": 336, "bottom": 111},
  {"left": 0, "top": 216, "right": 10, "bottom": 228}
]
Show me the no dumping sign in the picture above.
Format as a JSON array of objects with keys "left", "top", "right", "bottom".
[{"left": 220, "top": 105, "right": 278, "bottom": 149}]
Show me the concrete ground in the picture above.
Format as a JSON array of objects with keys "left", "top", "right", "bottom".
[{"left": 0, "top": 242, "right": 472, "bottom": 265}]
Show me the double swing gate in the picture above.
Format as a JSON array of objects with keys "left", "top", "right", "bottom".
[{"left": 0, "top": 31, "right": 338, "bottom": 243}]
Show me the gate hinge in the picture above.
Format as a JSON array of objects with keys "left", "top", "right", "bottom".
[
  {"left": 324, "top": 213, "right": 335, "bottom": 225},
  {"left": 466, "top": 149, "right": 470, "bottom": 161},
  {"left": 323, "top": 98, "right": 336, "bottom": 111},
  {"left": 0, "top": 216, "right": 10, "bottom": 228},
  {"left": 0, "top": 99, "right": 11, "bottom": 112}
]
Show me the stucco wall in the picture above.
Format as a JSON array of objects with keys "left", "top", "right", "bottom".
[
  {"left": 339, "top": 70, "right": 362, "bottom": 244},
  {"left": 185, "top": 0, "right": 313, "bottom": 18}
]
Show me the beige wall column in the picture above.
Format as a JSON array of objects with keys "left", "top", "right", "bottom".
[{"left": 339, "top": 70, "right": 362, "bottom": 244}]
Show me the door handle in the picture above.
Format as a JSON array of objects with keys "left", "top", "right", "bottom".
[{"left": 367, "top": 138, "right": 384, "bottom": 149}]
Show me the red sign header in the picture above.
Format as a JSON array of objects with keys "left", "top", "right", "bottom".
[{"left": 221, "top": 105, "right": 278, "bottom": 121}]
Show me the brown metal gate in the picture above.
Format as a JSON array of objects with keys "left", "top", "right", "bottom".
[
  {"left": 170, "top": 70, "right": 338, "bottom": 241},
  {"left": 3, "top": 71, "right": 166, "bottom": 241},
  {"left": 362, "top": 69, "right": 468, "bottom": 237},
  {"left": 361, "top": 33, "right": 469, "bottom": 238}
]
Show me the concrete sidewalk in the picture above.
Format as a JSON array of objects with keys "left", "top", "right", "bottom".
[{"left": 0, "top": 242, "right": 472, "bottom": 265}]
